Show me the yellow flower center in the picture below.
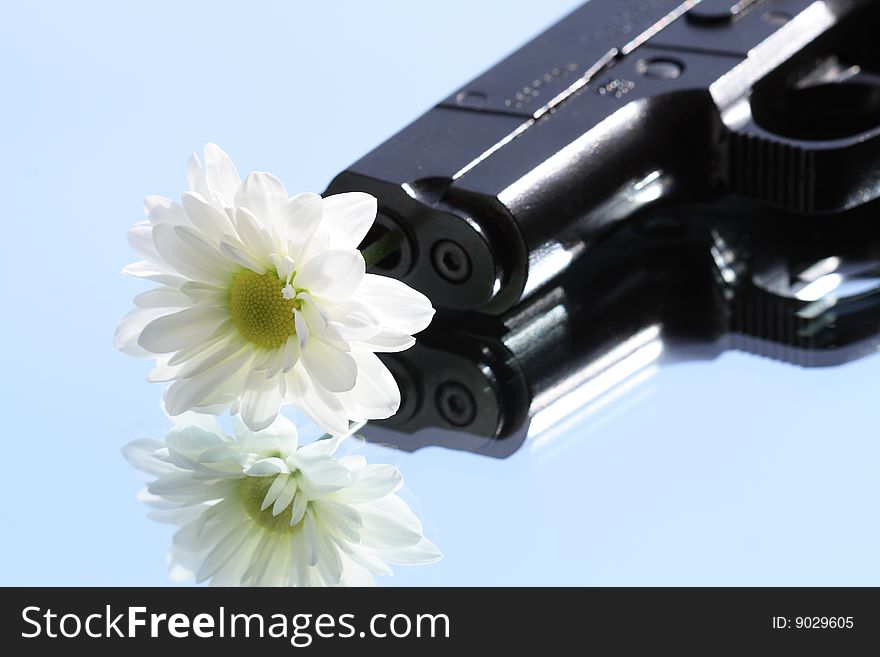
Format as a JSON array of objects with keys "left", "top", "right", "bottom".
[
  {"left": 228, "top": 270, "right": 297, "bottom": 349},
  {"left": 238, "top": 475, "right": 305, "bottom": 533}
]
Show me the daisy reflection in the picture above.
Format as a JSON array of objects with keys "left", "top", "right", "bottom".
[{"left": 124, "top": 412, "right": 441, "bottom": 586}]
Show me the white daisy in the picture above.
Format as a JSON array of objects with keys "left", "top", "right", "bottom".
[
  {"left": 123, "top": 413, "right": 442, "bottom": 587},
  {"left": 115, "top": 144, "right": 434, "bottom": 434}
]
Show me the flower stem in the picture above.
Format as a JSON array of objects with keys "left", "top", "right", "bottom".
[{"left": 360, "top": 229, "right": 402, "bottom": 268}]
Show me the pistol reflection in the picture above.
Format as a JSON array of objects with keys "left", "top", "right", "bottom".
[{"left": 364, "top": 197, "right": 880, "bottom": 457}]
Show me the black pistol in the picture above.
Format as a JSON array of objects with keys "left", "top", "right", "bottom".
[{"left": 326, "top": 0, "right": 880, "bottom": 315}]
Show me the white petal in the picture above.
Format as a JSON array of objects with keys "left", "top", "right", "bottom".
[
  {"left": 168, "top": 551, "right": 199, "bottom": 583},
  {"left": 313, "top": 500, "right": 362, "bottom": 541},
  {"left": 289, "top": 489, "right": 307, "bottom": 526},
  {"left": 164, "top": 350, "right": 253, "bottom": 415},
  {"left": 164, "top": 442, "right": 240, "bottom": 477},
  {"left": 218, "top": 239, "right": 267, "bottom": 273},
  {"left": 338, "top": 454, "right": 368, "bottom": 471},
  {"left": 293, "top": 457, "right": 351, "bottom": 495},
  {"left": 294, "top": 309, "right": 310, "bottom": 349},
  {"left": 340, "top": 350, "right": 400, "bottom": 419},
  {"left": 294, "top": 249, "right": 365, "bottom": 304},
  {"left": 335, "top": 464, "right": 403, "bottom": 503},
  {"left": 152, "top": 222, "right": 231, "bottom": 285},
  {"left": 200, "top": 396, "right": 239, "bottom": 415},
  {"left": 203, "top": 143, "right": 241, "bottom": 203},
  {"left": 326, "top": 300, "right": 380, "bottom": 342},
  {"left": 114, "top": 306, "right": 175, "bottom": 357},
  {"left": 282, "top": 335, "right": 301, "bottom": 373},
  {"left": 241, "top": 531, "right": 279, "bottom": 585},
  {"left": 303, "top": 508, "right": 320, "bottom": 566},
  {"left": 121, "top": 438, "right": 176, "bottom": 477},
  {"left": 342, "top": 547, "right": 393, "bottom": 577},
  {"left": 296, "top": 434, "right": 344, "bottom": 459},
  {"left": 148, "top": 472, "right": 228, "bottom": 500},
  {"left": 322, "top": 192, "right": 377, "bottom": 250},
  {"left": 146, "top": 359, "right": 186, "bottom": 386},
  {"left": 355, "top": 329, "right": 415, "bottom": 353},
  {"left": 138, "top": 306, "right": 229, "bottom": 354},
  {"left": 173, "top": 224, "right": 236, "bottom": 272},
  {"left": 273, "top": 476, "right": 298, "bottom": 516},
  {"left": 186, "top": 153, "right": 210, "bottom": 198},
  {"left": 300, "top": 338, "right": 357, "bottom": 393},
  {"left": 174, "top": 336, "right": 247, "bottom": 380},
  {"left": 195, "top": 499, "right": 248, "bottom": 542},
  {"left": 290, "top": 527, "right": 309, "bottom": 586},
  {"left": 166, "top": 423, "right": 230, "bottom": 453},
  {"left": 148, "top": 356, "right": 182, "bottom": 383},
  {"left": 355, "top": 274, "right": 435, "bottom": 335},
  {"left": 128, "top": 220, "right": 162, "bottom": 262},
  {"left": 122, "top": 260, "right": 188, "bottom": 287},
  {"left": 260, "top": 413, "right": 300, "bottom": 444},
  {"left": 357, "top": 495, "right": 424, "bottom": 548},
  {"left": 145, "top": 195, "right": 188, "bottom": 226},
  {"left": 312, "top": 528, "right": 343, "bottom": 585},
  {"left": 133, "top": 287, "right": 192, "bottom": 309},
  {"left": 261, "top": 533, "right": 295, "bottom": 587},
  {"left": 283, "top": 192, "right": 323, "bottom": 258},
  {"left": 338, "top": 552, "right": 379, "bottom": 585},
  {"left": 181, "top": 281, "right": 228, "bottom": 305},
  {"left": 168, "top": 410, "right": 225, "bottom": 434},
  {"left": 167, "top": 322, "right": 233, "bottom": 366},
  {"left": 270, "top": 253, "right": 296, "bottom": 282},
  {"left": 297, "top": 293, "right": 348, "bottom": 346},
  {"left": 238, "top": 367, "right": 286, "bottom": 431},
  {"left": 196, "top": 521, "right": 253, "bottom": 583},
  {"left": 210, "top": 527, "right": 263, "bottom": 586},
  {"left": 260, "top": 473, "right": 290, "bottom": 511},
  {"left": 245, "top": 457, "right": 289, "bottom": 477},
  {"left": 254, "top": 348, "right": 280, "bottom": 379},
  {"left": 228, "top": 414, "right": 297, "bottom": 462},
  {"left": 233, "top": 207, "right": 274, "bottom": 257},
  {"left": 148, "top": 504, "right": 205, "bottom": 524},
  {"left": 373, "top": 537, "right": 444, "bottom": 565},
  {"left": 234, "top": 172, "right": 288, "bottom": 233},
  {"left": 287, "top": 367, "right": 350, "bottom": 436},
  {"left": 251, "top": 348, "right": 276, "bottom": 372},
  {"left": 196, "top": 445, "right": 245, "bottom": 464},
  {"left": 181, "top": 191, "right": 235, "bottom": 242}
]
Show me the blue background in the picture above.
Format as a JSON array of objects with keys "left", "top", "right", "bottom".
[{"left": 2, "top": 0, "right": 879, "bottom": 586}]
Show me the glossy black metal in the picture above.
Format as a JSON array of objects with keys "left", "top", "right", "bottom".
[
  {"left": 326, "top": 0, "right": 880, "bottom": 314},
  {"left": 362, "top": 196, "right": 880, "bottom": 457}
]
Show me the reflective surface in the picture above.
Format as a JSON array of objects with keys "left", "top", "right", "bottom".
[{"left": 4, "top": 0, "right": 880, "bottom": 586}]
